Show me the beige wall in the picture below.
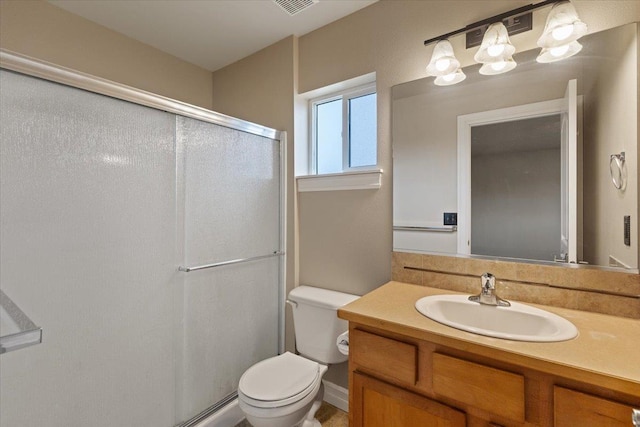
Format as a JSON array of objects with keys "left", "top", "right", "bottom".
[
  {"left": 584, "top": 24, "right": 638, "bottom": 267},
  {"left": 0, "top": 0, "right": 213, "bottom": 109}
]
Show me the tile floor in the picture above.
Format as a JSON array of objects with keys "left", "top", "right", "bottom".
[{"left": 234, "top": 402, "right": 348, "bottom": 427}]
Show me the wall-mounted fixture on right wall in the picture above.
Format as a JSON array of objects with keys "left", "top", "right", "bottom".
[
  {"left": 424, "top": 0, "right": 587, "bottom": 85},
  {"left": 610, "top": 152, "right": 627, "bottom": 190}
]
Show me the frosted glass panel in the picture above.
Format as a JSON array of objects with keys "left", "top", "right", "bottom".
[
  {"left": 0, "top": 70, "right": 177, "bottom": 427},
  {"left": 0, "top": 68, "right": 283, "bottom": 427},
  {"left": 181, "top": 259, "right": 279, "bottom": 419},
  {"left": 178, "top": 116, "right": 281, "bottom": 421},
  {"left": 178, "top": 117, "right": 281, "bottom": 265}
]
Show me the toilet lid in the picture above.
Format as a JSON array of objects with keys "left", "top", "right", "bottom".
[{"left": 239, "top": 352, "right": 320, "bottom": 402}]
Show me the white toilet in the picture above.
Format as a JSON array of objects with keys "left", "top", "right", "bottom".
[{"left": 237, "top": 285, "right": 359, "bottom": 427}]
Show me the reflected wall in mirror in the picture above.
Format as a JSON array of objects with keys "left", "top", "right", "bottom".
[
  {"left": 393, "top": 23, "right": 638, "bottom": 271},
  {"left": 469, "top": 112, "right": 563, "bottom": 262}
]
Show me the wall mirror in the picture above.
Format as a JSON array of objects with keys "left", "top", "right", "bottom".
[{"left": 392, "top": 22, "right": 638, "bottom": 271}]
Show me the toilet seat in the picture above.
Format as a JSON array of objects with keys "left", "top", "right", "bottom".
[{"left": 238, "top": 352, "right": 322, "bottom": 409}]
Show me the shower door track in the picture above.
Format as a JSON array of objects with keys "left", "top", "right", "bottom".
[{"left": 176, "top": 391, "right": 238, "bottom": 427}]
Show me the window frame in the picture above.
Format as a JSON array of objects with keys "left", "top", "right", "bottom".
[{"left": 309, "top": 82, "right": 377, "bottom": 175}]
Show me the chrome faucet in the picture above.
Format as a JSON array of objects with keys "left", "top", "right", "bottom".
[{"left": 468, "top": 273, "right": 511, "bottom": 307}]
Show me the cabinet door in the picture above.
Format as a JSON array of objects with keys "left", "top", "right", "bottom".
[
  {"left": 352, "top": 372, "right": 465, "bottom": 427},
  {"left": 555, "top": 386, "right": 637, "bottom": 427}
]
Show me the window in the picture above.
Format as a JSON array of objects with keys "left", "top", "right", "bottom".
[{"left": 311, "top": 84, "right": 377, "bottom": 175}]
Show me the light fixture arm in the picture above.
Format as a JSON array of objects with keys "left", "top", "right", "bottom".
[{"left": 423, "top": 0, "right": 562, "bottom": 47}]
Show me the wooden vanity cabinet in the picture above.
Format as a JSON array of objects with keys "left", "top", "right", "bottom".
[
  {"left": 352, "top": 373, "right": 466, "bottom": 427},
  {"left": 348, "top": 325, "right": 640, "bottom": 427}
]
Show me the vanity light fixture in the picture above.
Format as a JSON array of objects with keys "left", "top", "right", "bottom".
[
  {"left": 423, "top": 0, "right": 587, "bottom": 85},
  {"left": 426, "top": 39, "right": 466, "bottom": 86},
  {"left": 475, "top": 22, "right": 517, "bottom": 75},
  {"left": 426, "top": 40, "right": 461, "bottom": 77},
  {"left": 536, "top": 1, "right": 587, "bottom": 62}
]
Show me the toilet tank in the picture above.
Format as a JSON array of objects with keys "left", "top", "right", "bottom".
[{"left": 288, "top": 286, "right": 359, "bottom": 364}]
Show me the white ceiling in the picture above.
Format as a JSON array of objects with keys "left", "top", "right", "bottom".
[{"left": 48, "top": 0, "right": 377, "bottom": 72}]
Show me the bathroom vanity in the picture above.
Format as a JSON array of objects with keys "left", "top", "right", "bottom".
[{"left": 338, "top": 282, "right": 640, "bottom": 426}]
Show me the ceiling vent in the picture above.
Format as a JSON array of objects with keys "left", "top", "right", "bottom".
[{"left": 273, "top": 0, "right": 318, "bottom": 16}]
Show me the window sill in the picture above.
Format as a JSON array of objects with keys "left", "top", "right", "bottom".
[{"left": 297, "top": 169, "right": 383, "bottom": 192}]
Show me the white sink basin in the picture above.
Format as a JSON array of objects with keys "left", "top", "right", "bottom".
[{"left": 415, "top": 295, "right": 578, "bottom": 342}]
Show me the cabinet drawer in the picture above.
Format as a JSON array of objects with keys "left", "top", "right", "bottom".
[
  {"left": 432, "top": 353, "right": 525, "bottom": 422},
  {"left": 555, "top": 386, "right": 637, "bottom": 427},
  {"left": 351, "top": 329, "right": 417, "bottom": 385}
]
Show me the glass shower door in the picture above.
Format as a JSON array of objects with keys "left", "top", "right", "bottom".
[
  {"left": 0, "top": 69, "right": 178, "bottom": 427},
  {"left": 0, "top": 64, "right": 283, "bottom": 427},
  {"left": 175, "top": 116, "right": 283, "bottom": 423}
]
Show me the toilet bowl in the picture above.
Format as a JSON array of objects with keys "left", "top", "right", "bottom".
[
  {"left": 237, "top": 286, "right": 359, "bottom": 427},
  {"left": 238, "top": 352, "right": 328, "bottom": 427}
]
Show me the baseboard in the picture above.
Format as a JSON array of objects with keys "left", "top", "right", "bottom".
[{"left": 322, "top": 380, "right": 349, "bottom": 412}]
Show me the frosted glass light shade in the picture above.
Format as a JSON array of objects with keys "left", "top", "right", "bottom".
[
  {"left": 479, "top": 57, "right": 517, "bottom": 75},
  {"left": 474, "top": 22, "right": 516, "bottom": 63},
  {"left": 537, "top": 1, "right": 587, "bottom": 48},
  {"left": 537, "top": 40, "right": 583, "bottom": 63},
  {"left": 426, "top": 40, "right": 461, "bottom": 77},
  {"left": 434, "top": 68, "right": 466, "bottom": 86}
]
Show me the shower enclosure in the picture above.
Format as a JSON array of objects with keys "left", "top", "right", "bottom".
[{"left": 0, "top": 51, "right": 285, "bottom": 427}]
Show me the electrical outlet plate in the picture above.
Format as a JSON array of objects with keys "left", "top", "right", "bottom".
[{"left": 624, "top": 215, "right": 631, "bottom": 246}]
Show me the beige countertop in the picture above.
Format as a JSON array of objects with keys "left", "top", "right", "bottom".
[{"left": 338, "top": 281, "right": 640, "bottom": 397}]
